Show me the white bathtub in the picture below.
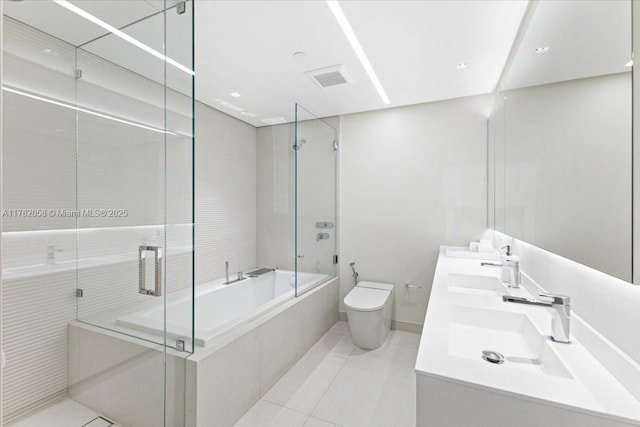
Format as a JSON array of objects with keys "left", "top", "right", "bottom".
[{"left": 116, "top": 269, "right": 329, "bottom": 347}]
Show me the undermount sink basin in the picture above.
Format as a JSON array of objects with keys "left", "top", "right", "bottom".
[
  {"left": 447, "top": 305, "right": 572, "bottom": 379},
  {"left": 448, "top": 273, "right": 506, "bottom": 296}
]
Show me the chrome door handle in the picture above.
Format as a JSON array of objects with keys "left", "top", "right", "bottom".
[{"left": 139, "top": 245, "right": 162, "bottom": 296}]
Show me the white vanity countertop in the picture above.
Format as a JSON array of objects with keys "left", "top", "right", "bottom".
[{"left": 415, "top": 247, "right": 640, "bottom": 425}]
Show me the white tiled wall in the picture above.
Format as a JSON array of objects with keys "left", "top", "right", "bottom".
[
  {"left": 338, "top": 95, "right": 493, "bottom": 327},
  {"left": 195, "top": 103, "right": 257, "bottom": 284}
]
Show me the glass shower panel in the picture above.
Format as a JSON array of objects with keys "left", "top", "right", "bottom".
[
  {"left": 1, "top": 15, "right": 79, "bottom": 426},
  {"left": 294, "top": 104, "right": 338, "bottom": 296},
  {"left": 2, "top": 1, "right": 193, "bottom": 426},
  {"left": 74, "top": 4, "right": 195, "bottom": 351},
  {"left": 74, "top": 2, "right": 194, "bottom": 426}
]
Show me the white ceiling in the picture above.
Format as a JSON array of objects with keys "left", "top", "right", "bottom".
[
  {"left": 195, "top": 0, "right": 528, "bottom": 126},
  {"left": 5, "top": 1, "right": 531, "bottom": 126},
  {"left": 503, "top": 0, "right": 632, "bottom": 90}
]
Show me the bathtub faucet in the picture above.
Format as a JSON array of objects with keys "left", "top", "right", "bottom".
[{"left": 224, "top": 261, "right": 246, "bottom": 285}]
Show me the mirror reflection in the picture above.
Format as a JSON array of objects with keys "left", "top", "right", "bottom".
[{"left": 491, "top": 0, "right": 632, "bottom": 281}]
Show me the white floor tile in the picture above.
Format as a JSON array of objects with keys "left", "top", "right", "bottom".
[
  {"left": 10, "top": 399, "right": 100, "bottom": 427},
  {"left": 243, "top": 324, "right": 419, "bottom": 427},
  {"left": 234, "top": 400, "right": 307, "bottom": 427},
  {"left": 328, "top": 321, "right": 350, "bottom": 336},
  {"left": 264, "top": 360, "right": 343, "bottom": 414},
  {"left": 311, "top": 365, "right": 387, "bottom": 427},
  {"left": 388, "top": 330, "right": 421, "bottom": 349},
  {"left": 301, "top": 332, "right": 354, "bottom": 366},
  {"left": 346, "top": 340, "right": 418, "bottom": 379},
  {"left": 303, "top": 416, "right": 342, "bottom": 427}
]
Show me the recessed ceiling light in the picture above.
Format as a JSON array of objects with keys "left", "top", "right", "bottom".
[
  {"left": 293, "top": 52, "right": 306, "bottom": 59},
  {"left": 241, "top": 112, "right": 256, "bottom": 117},
  {"left": 626, "top": 60, "right": 633, "bottom": 67},
  {"left": 230, "top": 92, "right": 241, "bottom": 98},
  {"left": 43, "top": 48, "right": 59, "bottom": 56},
  {"left": 456, "top": 62, "right": 469, "bottom": 70},
  {"left": 326, "top": 1, "right": 390, "bottom": 105},
  {"left": 534, "top": 46, "right": 550, "bottom": 54}
]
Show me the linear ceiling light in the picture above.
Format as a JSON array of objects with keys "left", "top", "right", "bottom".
[
  {"left": 52, "top": 0, "right": 194, "bottom": 76},
  {"left": 2, "top": 86, "right": 177, "bottom": 135},
  {"left": 326, "top": 0, "right": 390, "bottom": 105}
]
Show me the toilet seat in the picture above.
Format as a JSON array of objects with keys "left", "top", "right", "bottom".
[{"left": 344, "top": 281, "right": 393, "bottom": 312}]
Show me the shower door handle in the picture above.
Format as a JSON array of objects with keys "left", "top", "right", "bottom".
[{"left": 139, "top": 245, "right": 162, "bottom": 296}]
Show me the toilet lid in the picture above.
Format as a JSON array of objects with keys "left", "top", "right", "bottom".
[{"left": 344, "top": 286, "right": 391, "bottom": 312}]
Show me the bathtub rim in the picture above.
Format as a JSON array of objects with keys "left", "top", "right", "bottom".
[
  {"left": 69, "top": 276, "right": 338, "bottom": 362},
  {"left": 115, "top": 270, "right": 331, "bottom": 348}
]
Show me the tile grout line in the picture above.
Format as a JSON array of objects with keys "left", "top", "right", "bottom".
[
  {"left": 247, "top": 324, "right": 353, "bottom": 427},
  {"left": 254, "top": 326, "right": 349, "bottom": 425},
  {"left": 287, "top": 324, "right": 351, "bottom": 425},
  {"left": 305, "top": 333, "right": 353, "bottom": 426}
]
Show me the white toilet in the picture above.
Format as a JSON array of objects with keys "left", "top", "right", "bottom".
[{"left": 343, "top": 281, "right": 393, "bottom": 350}]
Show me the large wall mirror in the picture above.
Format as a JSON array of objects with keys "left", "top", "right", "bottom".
[{"left": 489, "top": 0, "right": 632, "bottom": 281}]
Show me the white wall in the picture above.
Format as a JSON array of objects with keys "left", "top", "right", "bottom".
[
  {"left": 499, "top": 73, "right": 632, "bottom": 281},
  {"left": 339, "top": 95, "right": 492, "bottom": 327},
  {"left": 195, "top": 103, "right": 257, "bottom": 284}
]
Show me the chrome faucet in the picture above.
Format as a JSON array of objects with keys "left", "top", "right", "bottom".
[
  {"left": 481, "top": 245, "right": 520, "bottom": 288},
  {"left": 223, "top": 261, "right": 245, "bottom": 285},
  {"left": 503, "top": 258, "right": 521, "bottom": 288},
  {"left": 503, "top": 293, "right": 571, "bottom": 343},
  {"left": 481, "top": 259, "right": 521, "bottom": 288},
  {"left": 46, "top": 245, "right": 63, "bottom": 265}
]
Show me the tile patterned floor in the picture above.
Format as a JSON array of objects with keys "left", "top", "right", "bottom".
[
  {"left": 235, "top": 321, "right": 420, "bottom": 427},
  {"left": 10, "top": 399, "right": 122, "bottom": 427},
  {"left": 12, "top": 321, "right": 419, "bottom": 427}
]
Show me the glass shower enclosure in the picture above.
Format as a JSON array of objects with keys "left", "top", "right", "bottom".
[
  {"left": 294, "top": 104, "right": 338, "bottom": 296},
  {"left": 1, "top": 2, "right": 194, "bottom": 426}
]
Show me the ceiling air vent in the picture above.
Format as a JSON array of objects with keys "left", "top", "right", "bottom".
[{"left": 305, "top": 65, "right": 350, "bottom": 88}]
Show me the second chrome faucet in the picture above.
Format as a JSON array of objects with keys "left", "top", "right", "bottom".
[
  {"left": 481, "top": 245, "right": 520, "bottom": 288},
  {"left": 503, "top": 293, "right": 571, "bottom": 343}
]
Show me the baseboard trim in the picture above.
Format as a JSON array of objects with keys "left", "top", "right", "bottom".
[{"left": 391, "top": 319, "right": 423, "bottom": 334}]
